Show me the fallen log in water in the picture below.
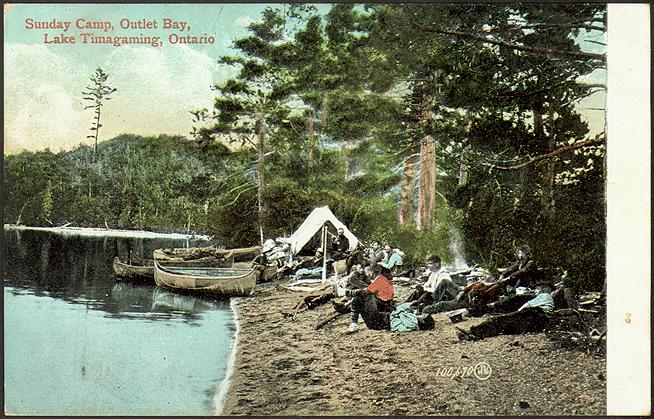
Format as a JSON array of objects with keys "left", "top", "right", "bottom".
[{"left": 154, "top": 245, "right": 262, "bottom": 261}]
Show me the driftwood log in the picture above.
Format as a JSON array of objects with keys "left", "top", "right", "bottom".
[
  {"left": 315, "top": 299, "right": 353, "bottom": 330},
  {"left": 282, "top": 288, "right": 334, "bottom": 319}
]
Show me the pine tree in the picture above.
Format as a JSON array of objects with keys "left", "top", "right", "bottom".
[
  {"left": 192, "top": 8, "right": 296, "bottom": 243},
  {"left": 82, "top": 68, "right": 117, "bottom": 160}
]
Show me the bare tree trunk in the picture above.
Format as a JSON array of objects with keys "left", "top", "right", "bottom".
[
  {"left": 16, "top": 203, "right": 26, "bottom": 225},
  {"left": 533, "top": 105, "right": 545, "bottom": 145},
  {"left": 459, "top": 114, "right": 473, "bottom": 187},
  {"left": 542, "top": 106, "right": 557, "bottom": 217},
  {"left": 418, "top": 134, "right": 436, "bottom": 230},
  {"left": 343, "top": 140, "right": 354, "bottom": 181},
  {"left": 256, "top": 111, "right": 266, "bottom": 244},
  {"left": 320, "top": 92, "right": 329, "bottom": 132},
  {"left": 306, "top": 112, "right": 315, "bottom": 168},
  {"left": 93, "top": 106, "right": 101, "bottom": 161},
  {"left": 399, "top": 153, "right": 418, "bottom": 225},
  {"left": 458, "top": 145, "right": 471, "bottom": 187}
]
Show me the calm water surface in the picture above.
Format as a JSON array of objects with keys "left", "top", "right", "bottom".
[{"left": 4, "top": 229, "right": 236, "bottom": 415}]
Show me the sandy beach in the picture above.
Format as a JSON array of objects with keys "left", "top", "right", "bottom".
[{"left": 222, "top": 280, "right": 606, "bottom": 416}]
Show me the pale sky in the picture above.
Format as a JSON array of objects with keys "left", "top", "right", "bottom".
[
  {"left": 3, "top": 3, "right": 280, "bottom": 154},
  {"left": 3, "top": 3, "right": 606, "bottom": 154}
]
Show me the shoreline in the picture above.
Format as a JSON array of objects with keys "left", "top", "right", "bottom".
[
  {"left": 222, "top": 280, "right": 606, "bottom": 415},
  {"left": 213, "top": 297, "right": 242, "bottom": 415},
  {"left": 3, "top": 224, "right": 212, "bottom": 240}
]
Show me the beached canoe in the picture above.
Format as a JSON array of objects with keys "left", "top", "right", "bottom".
[
  {"left": 153, "top": 259, "right": 265, "bottom": 296},
  {"left": 113, "top": 257, "right": 155, "bottom": 280},
  {"left": 153, "top": 245, "right": 262, "bottom": 263},
  {"left": 232, "top": 261, "right": 278, "bottom": 282},
  {"left": 113, "top": 256, "right": 236, "bottom": 280}
]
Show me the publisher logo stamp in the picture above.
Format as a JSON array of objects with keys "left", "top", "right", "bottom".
[
  {"left": 433, "top": 362, "right": 493, "bottom": 380},
  {"left": 474, "top": 362, "right": 492, "bottom": 380}
]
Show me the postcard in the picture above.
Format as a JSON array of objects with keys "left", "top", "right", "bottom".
[{"left": 3, "top": 2, "right": 650, "bottom": 416}]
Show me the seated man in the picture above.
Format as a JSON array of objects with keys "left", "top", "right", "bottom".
[
  {"left": 347, "top": 264, "right": 394, "bottom": 332},
  {"left": 498, "top": 245, "right": 548, "bottom": 290},
  {"left": 345, "top": 243, "right": 366, "bottom": 274},
  {"left": 455, "top": 286, "right": 554, "bottom": 341},
  {"left": 407, "top": 255, "right": 458, "bottom": 309},
  {"left": 331, "top": 227, "right": 350, "bottom": 261},
  {"left": 364, "top": 241, "right": 384, "bottom": 265},
  {"left": 252, "top": 239, "right": 276, "bottom": 266},
  {"left": 293, "top": 249, "right": 325, "bottom": 278},
  {"left": 379, "top": 244, "right": 403, "bottom": 273},
  {"left": 269, "top": 242, "right": 292, "bottom": 269},
  {"left": 345, "top": 263, "right": 371, "bottom": 290}
]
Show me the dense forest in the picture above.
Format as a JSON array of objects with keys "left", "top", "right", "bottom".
[{"left": 3, "top": 4, "right": 606, "bottom": 290}]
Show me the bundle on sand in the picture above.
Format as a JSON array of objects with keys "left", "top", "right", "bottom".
[{"left": 546, "top": 292, "right": 606, "bottom": 356}]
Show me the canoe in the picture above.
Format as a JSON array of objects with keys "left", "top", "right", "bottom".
[
  {"left": 153, "top": 259, "right": 262, "bottom": 296},
  {"left": 113, "top": 257, "right": 154, "bottom": 280},
  {"left": 153, "top": 245, "right": 262, "bottom": 263},
  {"left": 232, "top": 261, "right": 278, "bottom": 282},
  {"left": 113, "top": 256, "right": 242, "bottom": 281}
]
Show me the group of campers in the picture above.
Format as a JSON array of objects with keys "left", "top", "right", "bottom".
[
  {"left": 253, "top": 218, "right": 577, "bottom": 341},
  {"left": 341, "top": 244, "right": 578, "bottom": 340},
  {"left": 256, "top": 227, "right": 406, "bottom": 280}
]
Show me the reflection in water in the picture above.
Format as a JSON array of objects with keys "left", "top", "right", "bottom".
[
  {"left": 3, "top": 228, "right": 215, "bottom": 315},
  {"left": 105, "top": 282, "right": 230, "bottom": 324},
  {"left": 151, "top": 286, "right": 224, "bottom": 313},
  {"left": 4, "top": 228, "right": 236, "bottom": 415}
]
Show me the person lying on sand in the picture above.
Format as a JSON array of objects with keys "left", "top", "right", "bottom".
[
  {"left": 417, "top": 277, "right": 503, "bottom": 315},
  {"left": 346, "top": 264, "right": 394, "bottom": 332},
  {"left": 455, "top": 285, "right": 554, "bottom": 341}
]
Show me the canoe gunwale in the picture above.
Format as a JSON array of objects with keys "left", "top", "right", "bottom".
[
  {"left": 113, "top": 256, "right": 155, "bottom": 278},
  {"left": 153, "top": 259, "right": 260, "bottom": 296}
]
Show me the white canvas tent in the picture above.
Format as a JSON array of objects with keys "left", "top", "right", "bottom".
[{"left": 288, "top": 206, "right": 359, "bottom": 255}]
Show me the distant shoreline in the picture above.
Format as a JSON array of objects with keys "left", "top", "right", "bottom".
[{"left": 4, "top": 224, "right": 212, "bottom": 240}]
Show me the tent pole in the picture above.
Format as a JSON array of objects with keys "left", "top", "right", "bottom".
[{"left": 321, "top": 225, "right": 327, "bottom": 283}]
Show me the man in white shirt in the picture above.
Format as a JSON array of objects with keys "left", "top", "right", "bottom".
[{"left": 408, "top": 255, "right": 461, "bottom": 311}]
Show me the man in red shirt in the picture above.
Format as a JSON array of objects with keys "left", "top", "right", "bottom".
[{"left": 346, "top": 264, "right": 394, "bottom": 332}]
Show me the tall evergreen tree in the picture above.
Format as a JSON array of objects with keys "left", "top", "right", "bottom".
[
  {"left": 192, "top": 8, "right": 296, "bottom": 243},
  {"left": 82, "top": 68, "right": 117, "bottom": 159}
]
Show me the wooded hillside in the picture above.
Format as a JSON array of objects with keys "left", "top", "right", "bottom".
[{"left": 3, "top": 4, "right": 606, "bottom": 291}]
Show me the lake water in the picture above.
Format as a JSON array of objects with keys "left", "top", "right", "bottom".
[{"left": 3, "top": 228, "right": 236, "bottom": 415}]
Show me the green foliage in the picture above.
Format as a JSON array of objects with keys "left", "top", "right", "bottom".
[
  {"left": 4, "top": 134, "right": 229, "bottom": 232},
  {"left": 207, "top": 188, "right": 260, "bottom": 248},
  {"left": 261, "top": 178, "right": 311, "bottom": 238},
  {"left": 5, "top": 4, "right": 607, "bottom": 293}
]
